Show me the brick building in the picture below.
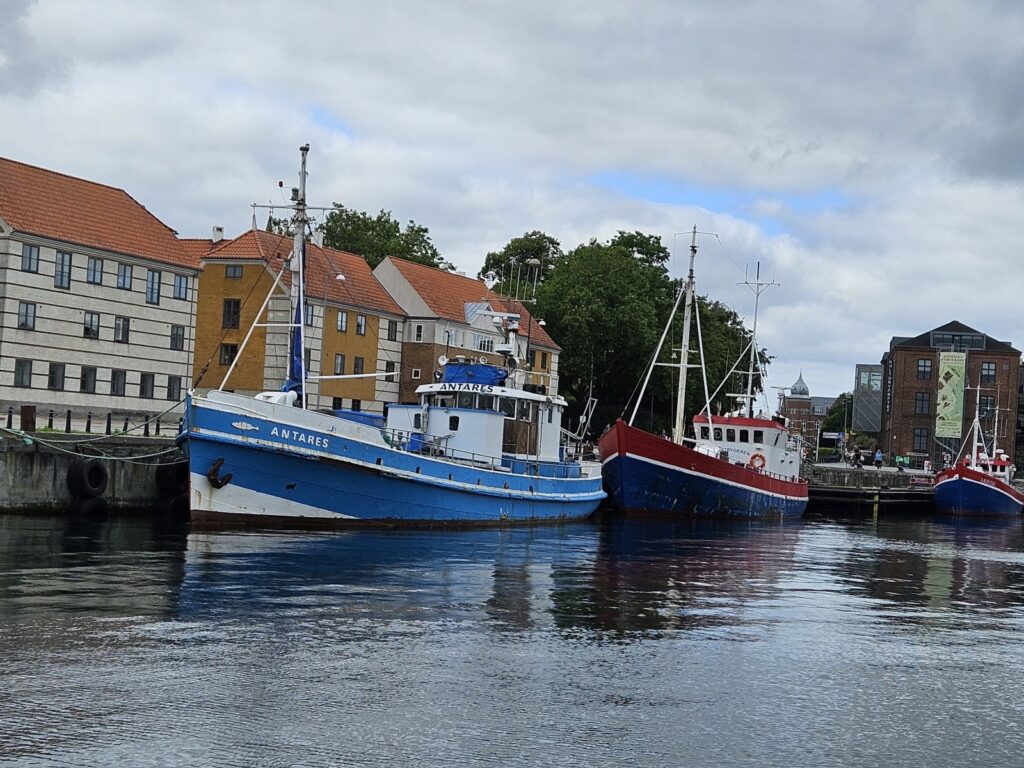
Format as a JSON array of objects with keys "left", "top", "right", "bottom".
[
  {"left": 880, "top": 321, "right": 1020, "bottom": 465},
  {"left": 373, "top": 257, "right": 559, "bottom": 403},
  {"left": 780, "top": 372, "right": 835, "bottom": 450}
]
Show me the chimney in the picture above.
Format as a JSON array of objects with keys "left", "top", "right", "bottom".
[{"left": 212, "top": 226, "right": 224, "bottom": 243}]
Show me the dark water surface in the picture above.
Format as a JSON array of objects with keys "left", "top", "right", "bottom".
[{"left": 2, "top": 512, "right": 1024, "bottom": 767}]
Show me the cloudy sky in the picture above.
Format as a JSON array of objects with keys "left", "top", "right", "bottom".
[{"left": 3, "top": 0, "right": 1023, "bottom": 401}]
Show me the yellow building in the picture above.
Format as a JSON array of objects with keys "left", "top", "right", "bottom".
[{"left": 187, "top": 229, "right": 405, "bottom": 413}]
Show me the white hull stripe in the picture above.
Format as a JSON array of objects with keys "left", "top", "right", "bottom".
[
  {"left": 615, "top": 451, "right": 807, "bottom": 503},
  {"left": 190, "top": 473, "right": 356, "bottom": 519}
]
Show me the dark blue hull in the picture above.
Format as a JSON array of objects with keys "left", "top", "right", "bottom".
[
  {"left": 602, "top": 453, "right": 807, "bottom": 519},
  {"left": 933, "top": 472, "right": 1024, "bottom": 518}
]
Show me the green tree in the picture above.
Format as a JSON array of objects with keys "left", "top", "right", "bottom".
[
  {"left": 478, "top": 231, "right": 562, "bottom": 299},
  {"left": 536, "top": 230, "right": 765, "bottom": 437},
  {"left": 320, "top": 204, "right": 452, "bottom": 270},
  {"left": 265, "top": 214, "right": 295, "bottom": 237},
  {"left": 821, "top": 392, "right": 853, "bottom": 433}
]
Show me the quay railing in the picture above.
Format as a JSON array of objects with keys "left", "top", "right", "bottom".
[{"left": 2, "top": 404, "right": 182, "bottom": 438}]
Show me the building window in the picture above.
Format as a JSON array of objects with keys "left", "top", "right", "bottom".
[
  {"left": 385, "top": 361, "right": 396, "bottom": 378},
  {"left": 356, "top": 314, "right": 366, "bottom": 335},
  {"left": 54, "top": 251, "right": 72, "bottom": 289},
  {"left": 114, "top": 316, "right": 130, "bottom": 343},
  {"left": 981, "top": 361, "right": 996, "bottom": 384},
  {"left": 414, "top": 324, "right": 423, "bottom": 342},
  {"left": 334, "top": 354, "right": 346, "bottom": 375},
  {"left": 304, "top": 349, "right": 312, "bottom": 371},
  {"left": 913, "top": 427, "right": 929, "bottom": 452},
  {"left": 139, "top": 372, "right": 154, "bottom": 399},
  {"left": 48, "top": 362, "right": 65, "bottom": 391},
  {"left": 387, "top": 319, "right": 398, "bottom": 341},
  {"left": 111, "top": 369, "right": 126, "bottom": 396},
  {"left": 412, "top": 368, "right": 421, "bottom": 380},
  {"left": 14, "top": 359, "right": 32, "bottom": 388},
  {"left": 351, "top": 399, "right": 361, "bottom": 412},
  {"left": 117, "top": 263, "right": 133, "bottom": 290},
  {"left": 914, "top": 391, "right": 930, "bottom": 415},
  {"left": 220, "top": 344, "right": 238, "bottom": 365},
  {"left": 83, "top": 311, "right": 100, "bottom": 339},
  {"left": 980, "top": 395, "right": 996, "bottom": 417},
  {"left": 475, "top": 335, "right": 494, "bottom": 353},
  {"left": 17, "top": 302, "right": 35, "bottom": 330},
  {"left": 21, "top": 243, "right": 39, "bottom": 273},
  {"left": 170, "top": 325, "right": 185, "bottom": 351},
  {"left": 222, "top": 299, "right": 240, "bottom": 329},
  {"left": 167, "top": 375, "right": 182, "bottom": 401},
  {"left": 146, "top": 269, "right": 161, "bottom": 304},
  {"left": 332, "top": 397, "right": 344, "bottom": 410},
  {"left": 174, "top": 274, "right": 188, "bottom": 300},
  {"left": 225, "top": 264, "right": 243, "bottom": 279},
  {"left": 541, "top": 351, "right": 548, "bottom": 369},
  {"left": 86, "top": 257, "right": 103, "bottom": 284},
  {"left": 80, "top": 366, "right": 97, "bottom": 394},
  {"left": 916, "top": 359, "right": 932, "bottom": 380},
  {"left": 337, "top": 311, "right": 348, "bottom": 332},
  {"left": 304, "top": 303, "right": 314, "bottom": 326},
  {"left": 353, "top": 357, "right": 364, "bottom": 375}
]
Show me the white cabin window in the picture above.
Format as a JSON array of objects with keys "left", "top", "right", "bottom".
[
  {"left": 726, "top": 429, "right": 736, "bottom": 442},
  {"left": 739, "top": 429, "right": 749, "bottom": 443},
  {"left": 449, "top": 416, "right": 460, "bottom": 431},
  {"left": 700, "top": 426, "right": 709, "bottom": 440},
  {"left": 478, "top": 395, "right": 495, "bottom": 410},
  {"left": 754, "top": 430, "right": 764, "bottom": 443},
  {"left": 499, "top": 397, "right": 516, "bottom": 418},
  {"left": 456, "top": 392, "right": 475, "bottom": 409},
  {"left": 714, "top": 428, "right": 722, "bottom": 441},
  {"left": 413, "top": 413, "right": 422, "bottom": 430}
]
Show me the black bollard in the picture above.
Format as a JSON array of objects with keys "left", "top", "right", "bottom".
[
  {"left": 48, "top": 409, "right": 54, "bottom": 429},
  {"left": 155, "top": 417, "right": 161, "bottom": 435},
  {"left": 122, "top": 416, "right": 129, "bottom": 433},
  {"left": 65, "top": 410, "right": 71, "bottom": 433},
  {"left": 85, "top": 411, "right": 92, "bottom": 433},
  {"left": 105, "top": 412, "right": 112, "bottom": 435},
  {"left": 143, "top": 418, "right": 150, "bottom": 437},
  {"left": 6, "top": 406, "right": 12, "bottom": 428}
]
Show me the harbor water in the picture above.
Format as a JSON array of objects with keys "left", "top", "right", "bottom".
[{"left": 2, "top": 511, "right": 1024, "bottom": 766}]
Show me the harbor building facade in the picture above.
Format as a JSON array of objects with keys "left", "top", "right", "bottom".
[
  {"left": 880, "top": 321, "right": 1020, "bottom": 466},
  {"left": 188, "top": 229, "right": 404, "bottom": 414},
  {"left": 373, "top": 257, "right": 560, "bottom": 403},
  {"left": 0, "top": 157, "right": 198, "bottom": 419},
  {"left": 852, "top": 364, "right": 883, "bottom": 435},
  {"left": 779, "top": 373, "right": 835, "bottom": 451}
]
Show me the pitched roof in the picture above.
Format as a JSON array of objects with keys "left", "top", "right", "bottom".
[
  {"left": 194, "top": 229, "right": 403, "bottom": 317},
  {"left": 0, "top": 156, "right": 192, "bottom": 269},
  {"left": 387, "top": 257, "right": 559, "bottom": 350},
  {"left": 891, "top": 320, "right": 1019, "bottom": 354}
]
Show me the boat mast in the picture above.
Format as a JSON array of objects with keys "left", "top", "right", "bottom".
[
  {"left": 739, "top": 263, "right": 778, "bottom": 417},
  {"left": 293, "top": 144, "right": 310, "bottom": 408},
  {"left": 970, "top": 381, "right": 981, "bottom": 466},
  {"left": 671, "top": 227, "right": 698, "bottom": 445}
]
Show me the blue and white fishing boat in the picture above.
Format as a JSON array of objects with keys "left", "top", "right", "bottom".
[
  {"left": 933, "top": 385, "right": 1024, "bottom": 517},
  {"left": 182, "top": 146, "right": 604, "bottom": 525}
]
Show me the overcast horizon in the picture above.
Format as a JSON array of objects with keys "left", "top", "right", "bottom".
[{"left": 3, "top": 0, "right": 1023, "bottom": 402}]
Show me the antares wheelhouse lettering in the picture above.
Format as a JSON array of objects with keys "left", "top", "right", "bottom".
[
  {"left": 270, "top": 425, "right": 331, "bottom": 449},
  {"left": 437, "top": 382, "right": 496, "bottom": 394}
]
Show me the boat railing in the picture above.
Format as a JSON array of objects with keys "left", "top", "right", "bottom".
[{"left": 379, "top": 426, "right": 581, "bottom": 479}]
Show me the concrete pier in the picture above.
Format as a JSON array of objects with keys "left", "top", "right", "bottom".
[
  {"left": 807, "top": 463, "right": 934, "bottom": 514},
  {"left": 0, "top": 433, "right": 182, "bottom": 513}
]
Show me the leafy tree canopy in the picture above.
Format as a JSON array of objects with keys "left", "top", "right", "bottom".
[
  {"left": 821, "top": 392, "right": 853, "bottom": 433},
  {"left": 478, "top": 231, "right": 562, "bottom": 299},
  {"left": 320, "top": 204, "right": 452, "bottom": 270}
]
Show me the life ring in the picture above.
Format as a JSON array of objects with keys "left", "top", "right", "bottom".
[{"left": 748, "top": 453, "right": 767, "bottom": 471}]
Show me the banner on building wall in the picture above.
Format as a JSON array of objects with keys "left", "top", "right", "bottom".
[{"left": 935, "top": 352, "right": 966, "bottom": 438}]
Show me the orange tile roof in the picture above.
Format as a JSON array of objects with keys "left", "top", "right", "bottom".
[
  {"left": 199, "top": 229, "right": 403, "bottom": 317},
  {"left": 388, "top": 257, "right": 559, "bottom": 350},
  {"left": 0, "top": 156, "right": 193, "bottom": 269}
]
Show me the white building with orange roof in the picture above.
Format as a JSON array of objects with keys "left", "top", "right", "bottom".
[
  {"left": 373, "top": 256, "right": 560, "bottom": 403},
  {"left": 188, "top": 228, "right": 405, "bottom": 414},
  {"left": 0, "top": 157, "right": 198, "bottom": 420}
]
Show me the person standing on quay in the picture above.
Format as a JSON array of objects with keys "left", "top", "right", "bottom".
[{"left": 874, "top": 448, "right": 883, "bottom": 469}]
